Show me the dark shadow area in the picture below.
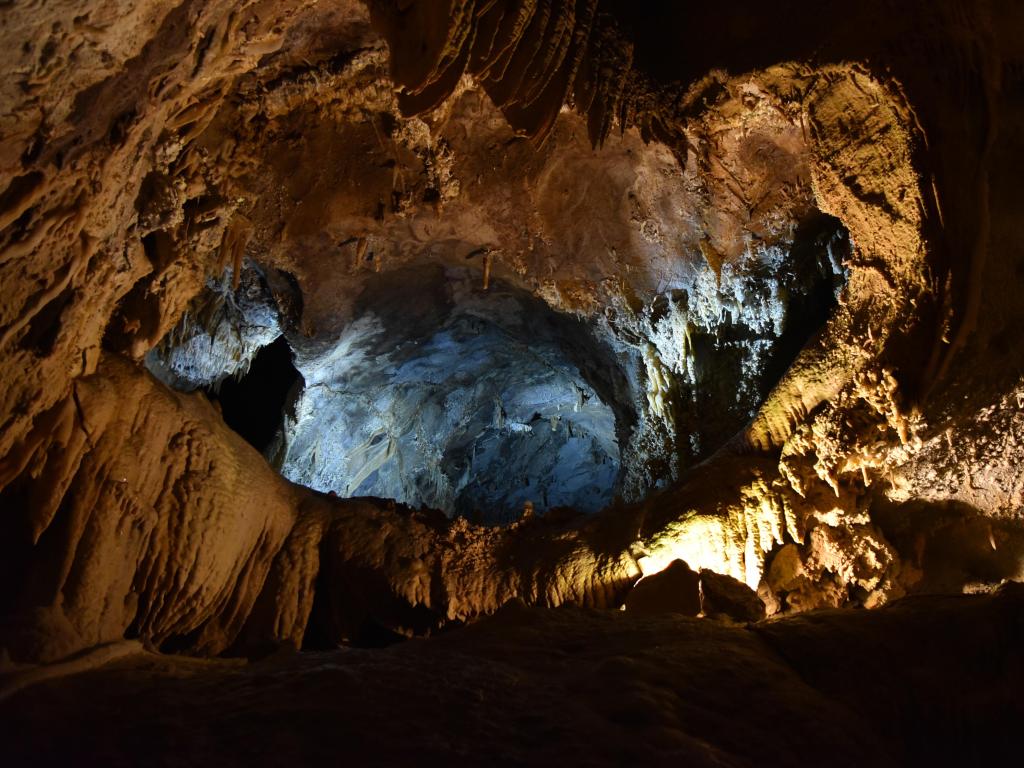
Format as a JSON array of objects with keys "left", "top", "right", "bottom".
[
  {"left": 670, "top": 213, "right": 849, "bottom": 465},
  {"left": 206, "top": 336, "right": 304, "bottom": 453},
  {"left": 872, "top": 497, "right": 1024, "bottom": 594},
  {"left": 760, "top": 213, "right": 850, "bottom": 388}
]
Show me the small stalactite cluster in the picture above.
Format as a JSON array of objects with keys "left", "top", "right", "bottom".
[{"left": 369, "top": 0, "right": 680, "bottom": 149}]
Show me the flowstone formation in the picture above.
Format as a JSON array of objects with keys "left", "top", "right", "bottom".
[{"left": 1, "top": 2, "right": 1024, "bottom": 762}]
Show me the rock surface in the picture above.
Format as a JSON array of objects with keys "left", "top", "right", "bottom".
[
  {"left": 699, "top": 568, "right": 767, "bottom": 623},
  {"left": 623, "top": 559, "right": 702, "bottom": 617},
  {"left": 3, "top": 585, "right": 1023, "bottom": 767}
]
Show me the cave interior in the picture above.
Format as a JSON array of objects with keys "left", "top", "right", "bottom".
[{"left": 1, "top": 0, "right": 1023, "bottom": 765}]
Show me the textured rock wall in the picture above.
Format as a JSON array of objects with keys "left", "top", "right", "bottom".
[
  {"left": 1, "top": 354, "right": 641, "bottom": 664},
  {"left": 0, "top": 353, "right": 299, "bottom": 662}
]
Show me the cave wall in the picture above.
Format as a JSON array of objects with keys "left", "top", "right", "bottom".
[{"left": 1, "top": 353, "right": 642, "bottom": 664}]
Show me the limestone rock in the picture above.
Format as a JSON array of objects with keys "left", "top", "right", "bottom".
[
  {"left": 624, "top": 559, "right": 702, "bottom": 616},
  {"left": 699, "top": 569, "right": 767, "bottom": 623}
]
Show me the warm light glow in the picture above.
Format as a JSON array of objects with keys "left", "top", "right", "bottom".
[{"left": 637, "top": 477, "right": 796, "bottom": 588}]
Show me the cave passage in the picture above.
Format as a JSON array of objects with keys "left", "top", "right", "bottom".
[
  {"left": 206, "top": 336, "right": 303, "bottom": 453},
  {"left": 279, "top": 265, "right": 630, "bottom": 525},
  {"left": 759, "top": 213, "right": 850, "bottom": 388},
  {"left": 146, "top": 212, "right": 850, "bottom": 526}
]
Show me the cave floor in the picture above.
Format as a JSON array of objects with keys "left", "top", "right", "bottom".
[{"left": 3, "top": 586, "right": 1022, "bottom": 767}]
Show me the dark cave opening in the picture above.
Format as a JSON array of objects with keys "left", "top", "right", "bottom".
[
  {"left": 658, "top": 213, "right": 851, "bottom": 467},
  {"left": 205, "top": 336, "right": 304, "bottom": 454},
  {"left": 760, "top": 213, "right": 850, "bottom": 388}
]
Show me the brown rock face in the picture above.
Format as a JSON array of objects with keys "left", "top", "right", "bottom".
[
  {"left": 623, "top": 559, "right": 767, "bottom": 622},
  {"left": 4, "top": 586, "right": 1024, "bottom": 767},
  {"left": 699, "top": 569, "right": 766, "bottom": 623},
  {"left": 1, "top": 0, "right": 1024, "bottom": 762},
  {"left": 624, "top": 559, "right": 702, "bottom": 617}
]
